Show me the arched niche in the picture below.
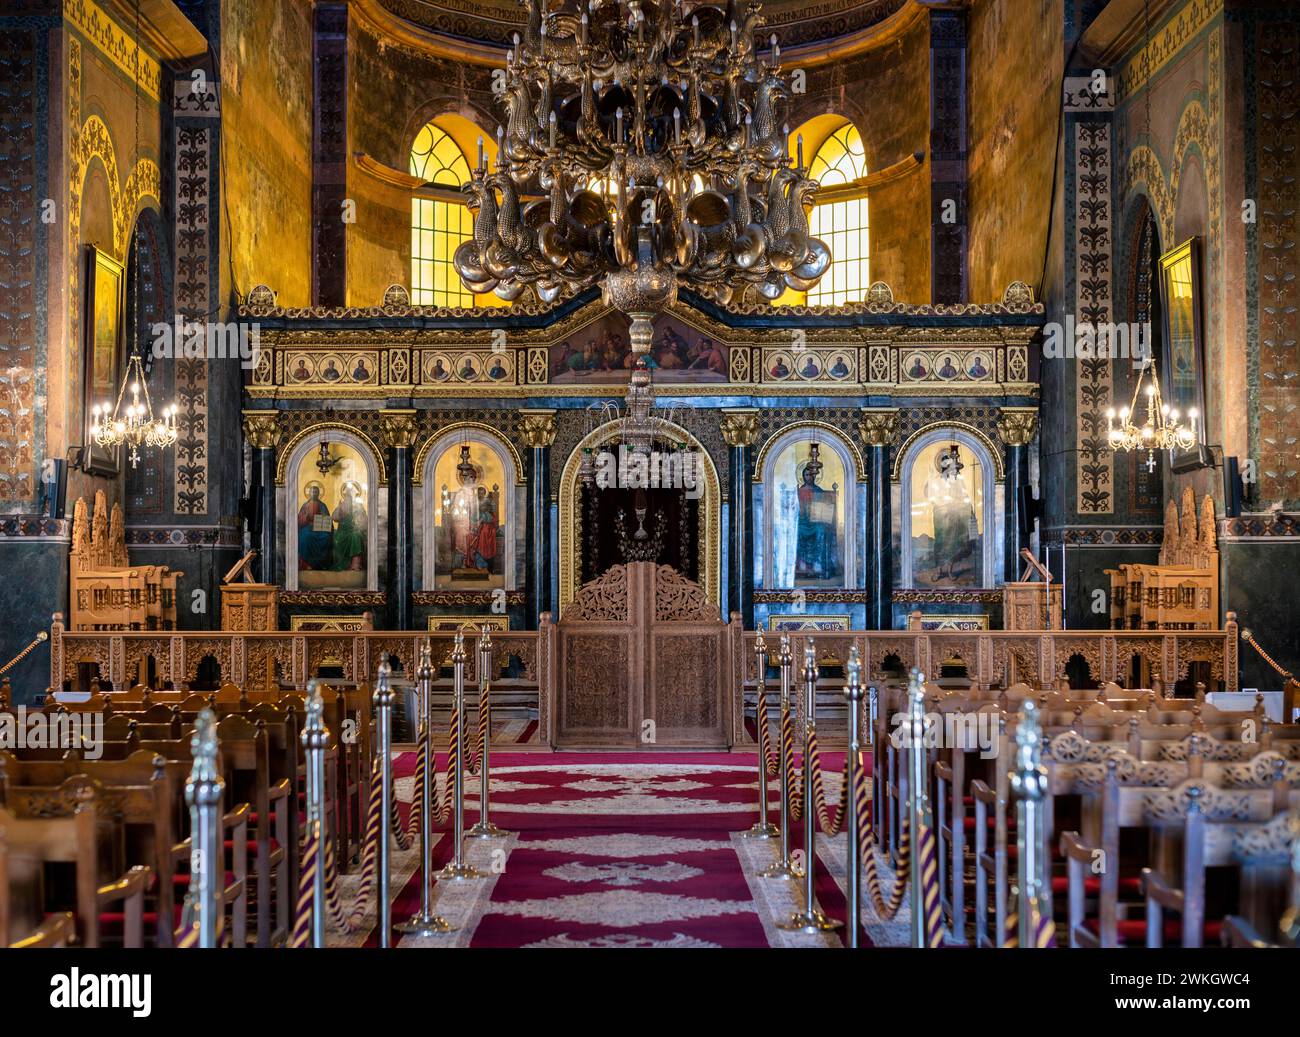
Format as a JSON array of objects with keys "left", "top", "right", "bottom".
[
  {"left": 895, "top": 424, "right": 1002, "bottom": 589},
  {"left": 557, "top": 420, "right": 721, "bottom": 614},
  {"left": 415, "top": 425, "right": 523, "bottom": 592},
  {"left": 279, "top": 427, "right": 383, "bottom": 591},
  {"left": 755, "top": 424, "right": 861, "bottom": 589}
]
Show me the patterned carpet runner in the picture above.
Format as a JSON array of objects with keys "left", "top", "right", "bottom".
[{"left": 330, "top": 751, "right": 880, "bottom": 948}]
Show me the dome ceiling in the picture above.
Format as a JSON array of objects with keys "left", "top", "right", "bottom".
[{"left": 368, "top": 0, "right": 909, "bottom": 52}]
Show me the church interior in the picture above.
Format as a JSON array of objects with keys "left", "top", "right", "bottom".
[{"left": 1, "top": 0, "right": 1298, "bottom": 964}]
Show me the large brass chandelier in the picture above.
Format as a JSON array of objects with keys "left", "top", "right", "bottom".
[
  {"left": 1106, "top": 359, "right": 1198, "bottom": 472},
  {"left": 90, "top": 354, "right": 179, "bottom": 469},
  {"left": 453, "top": 0, "right": 831, "bottom": 358}
]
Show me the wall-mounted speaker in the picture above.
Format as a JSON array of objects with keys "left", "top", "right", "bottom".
[
  {"left": 39, "top": 458, "right": 67, "bottom": 519},
  {"left": 1224, "top": 456, "right": 1243, "bottom": 518}
]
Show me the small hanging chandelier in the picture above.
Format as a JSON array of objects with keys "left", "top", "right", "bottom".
[
  {"left": 90, "top": 353, "right": 178, "bottom": 469},
  {"left": 1106, "top": 359, "right": 1198, "bottom": 472},
  {"left": 441, "top": 444, "right": 480, "bottom": 518}
]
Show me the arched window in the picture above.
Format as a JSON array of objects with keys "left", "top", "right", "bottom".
[
  {"left": 807, "top": 123, "right": 869, "bottom": 306},
  {"left": 410, "top": 123, "right": 475, "bottom": 308}
]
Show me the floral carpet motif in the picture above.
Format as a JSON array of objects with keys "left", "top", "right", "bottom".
[{"left": 350, "top": 751, "right": 874, "bottom": 948}]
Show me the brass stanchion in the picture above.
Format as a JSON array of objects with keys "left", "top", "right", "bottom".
[
  {"left": 301, "top": 681, "right": 330, "bottom": 947},
  {"left": 778, "top": 638, "right": 842, "bottom": 932},
  {"left": 743, "top": 632, "right": 778, "bottom": 839},
  {"left": 1010, "top": 699, "right": 1049, "bottom": 948},
  {"left": 184, "top": 707, "right": 223, "bottom": 948},
  {"left": 467, "top": 626, "right": 507, "bottom": 839},
  {"left": 760, "top": 634, "right": 801, "bottom": 880},
  {"left": 844, "top": 647, "right": 863, "bottom": 948},
  {"left": 907, "top": 667, "right": 928, "bottom": 948},
  {"left": 374, "top": 660, "right": 395, "bottom": 947},
  {"left": 441, "top": 632, "right": 482, "bottom": 879},
  {"left": 397, "top": 641, "right": 456, "bottom": 934}
]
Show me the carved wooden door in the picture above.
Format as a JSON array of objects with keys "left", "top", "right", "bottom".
[{"left": 555, "top": 563, "right": 728, "bottom": 749}]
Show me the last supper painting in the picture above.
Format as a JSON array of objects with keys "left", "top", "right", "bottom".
[{"left": 4, "top": 0, "right": 1298, "bottom": 999}]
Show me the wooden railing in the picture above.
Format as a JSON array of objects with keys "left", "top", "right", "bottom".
[{"left": 50, "top": 611, "right": 1239, "bottom": 751}]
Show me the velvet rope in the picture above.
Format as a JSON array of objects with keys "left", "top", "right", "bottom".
[
  {"left": 466, "top": 676, "right": 489, "bottom": 777},
  {"left": 289, "top": 823, "right": 320, "bottom": 948},
  {"left": 917, "top": 819, "right": 946, "bottom": 947},
  {"left": 858, "top": 782, "right": 911, "bottom": 919},
  {"left": 1003, "top": 899, "right": 1057, "bottom": 948},
  {"left": 346, "top": 756, "right": 385, "bottom": 932},
  {"left": 756, "top": 689, "right": 779, "bottom": 777}
]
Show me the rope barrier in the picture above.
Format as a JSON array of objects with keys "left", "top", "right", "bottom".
[{"left": 0, "top": 630, "right": 47, "bottom": 677}]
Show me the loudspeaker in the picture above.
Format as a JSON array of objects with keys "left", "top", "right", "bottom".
[
  {"left": 39, "top": 458, "right": 67, "bottom": 519},
  {"left": 1224, "top": 456, "right": 1243, "bottom": 518}
]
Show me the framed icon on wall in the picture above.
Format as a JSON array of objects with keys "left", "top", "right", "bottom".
[{"left": 1158, "top": 237, "right": 1211, "bottom": 472}]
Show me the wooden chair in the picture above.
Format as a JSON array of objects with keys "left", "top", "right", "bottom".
[
  {"left": 217, "top": 714, "right": 291, "bottom": 946},
  {"left": 0, "top": 784, "right": 151, "bottom": 947},
  {"left": 8, "top": 911, "right": 76, "bottom": 948}
]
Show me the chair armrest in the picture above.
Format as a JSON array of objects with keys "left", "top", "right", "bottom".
[
  {"left": 97, "top": 864, "right": 153, "bottom": 905},
  {"left": 1059, "top": 830, "right": 1097, "bottom": 863},
  {"left": 1141, "top": 867, "right": 1185, "bottom": 912},
  {"left": 10, "top": 912, "right": 76, "bottom": 949}
]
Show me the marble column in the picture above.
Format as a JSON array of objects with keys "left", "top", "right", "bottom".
[
  {"left": 997, "top": 408, "right": 1038, "bottom": 583},
  {"left": 519, "top": 410, "right": 558, "bottom": 627},
  {"left": 859, "top": 409, "right": 900, "bottom": 630},
  {"left": 720, "top": 409, "right": 760, "bottom": 625},
  {"left": 380, "top": 410, "right": 420, "bottom": 630},
  {"left": 242, "top": 411, "right": 282, "bottom": 583}
]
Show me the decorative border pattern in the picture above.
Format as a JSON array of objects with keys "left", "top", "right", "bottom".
[
  {"left": 0, "top": 27, "right": 38, "bottom": 505},
  {"left": 63, "top": 0, "right": 163, "bottom": 101},
  {"left": 172, "top": 83, "right": 212, "bottom": 514},
  {"left": 1116, "top": 0, "right": 1224, "bottom": 103},
  {"left": 1074, "top": 120, "right": 1114, "bottom": 513},
  {"left": 1255, "top": 23, "right": 1300, "bottom": 505}
]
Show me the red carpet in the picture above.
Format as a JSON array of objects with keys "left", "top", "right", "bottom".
[{"left": 371, "top": 750, "right": 869, "bottom": 948}]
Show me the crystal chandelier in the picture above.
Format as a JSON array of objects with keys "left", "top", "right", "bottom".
[
  {"left": 1106, "top": 359, "right": 1198, "bottom": 472},
  {"left": 90, "top": 354, "right": 178, "bottom": 469},
  {"left": 453, "top": 0, "right": 831, "bottom": 353}
]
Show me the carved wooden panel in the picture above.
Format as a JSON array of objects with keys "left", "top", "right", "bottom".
[
  {"left": 558, "top": 632, "right": 633, "bottom": 743},
  {"left": 648, "top": 630, "right": 721, "bottom": 741},
  {"left": 554, "top": 562, "right": 728, "bottom": 748}
]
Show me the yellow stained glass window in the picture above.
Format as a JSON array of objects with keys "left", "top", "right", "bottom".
[
  {"left": 410, "top": 124, "right": 475, "bottom": 308},
  {"left": 807, "top": 123, "right": 868, "bottom": 307}
]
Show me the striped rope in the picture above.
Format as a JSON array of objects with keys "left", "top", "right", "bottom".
[
  {"left": 346, "top": 756, "right": 385, "bottom": 931},
  {"left": 1003, "top": 899, "right": 1057, "bottom": 948},
  {"left": 917, "top": 819, "right": 946, "bottom": 947},
  {"left": 173, "top": 898, "right": 228, "bottom": 948},
  {"left": 783, "top": 705, "right": 803, "bottom": 820},
  {"left": 404, "top": 731, "right": 428, "bottom": 840},
  {"left": 805, "top": 731, "right": 853, "bottom": 836},
  {"left": 322, "top": 834, "right": 349, "bottom": 929},
  {"left": 289, "top": 822, "right": 321, "bottom": 948},
  {"left": 842, "top": 748, "right": 911, "bottom": 921},
  {"left": 756, "top": 690, "right": 778, "bottom": 777},
  {"left": 466, "top": 677, "right": 488, "bottom": 776}
]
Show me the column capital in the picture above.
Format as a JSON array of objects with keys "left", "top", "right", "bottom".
[
  {"left": 519, "top": 409, "right": 558, "bottom": 448},
  {"left": 996, "top": 407, "right": 1038, "bottom": 447},
  {"left": 858, "top": 408, "right": 900, "bottom": 448},
  {"left": 379, "top": 409, "right": 420, "bottom": 450},
  {"left": 242, "top": 410, "right": 282, "bottom": 450},
  {"left": 719, "top": 409, "right": 761, "bottom": 448}
]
